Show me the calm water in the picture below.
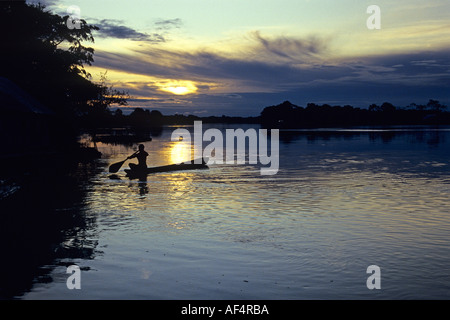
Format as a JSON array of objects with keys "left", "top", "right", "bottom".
[{"left": 3, "top": 125, "right": 450, "bottom": 299}]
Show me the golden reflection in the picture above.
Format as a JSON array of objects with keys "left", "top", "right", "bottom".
[{"left": 170, "top": 139, "right": 193, "bottom": 164}]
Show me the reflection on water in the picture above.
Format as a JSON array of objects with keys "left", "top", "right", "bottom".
[
  {"left": 170, "top": 138, "right": 193, "bottom": 164},
  {"left": 2, "top": 125, "right": 450, "bottom": 299},
  {"left": 0, "top": 162, "right": 102, "bottom": 299}
]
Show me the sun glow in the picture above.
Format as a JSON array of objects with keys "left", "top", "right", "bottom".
[
  {"left": 160, "top": 81, "right": 198, "bottom": 95},
  {"left": 165, "top": 86, "right": 191, "bottom": 95}
]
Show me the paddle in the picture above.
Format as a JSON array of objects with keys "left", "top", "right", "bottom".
[
  {"left": 108, "top": 159, "right": 128, "bottom": 173},
  {"left": 108, "top": 151, "right": 137, "bottom": 173}
]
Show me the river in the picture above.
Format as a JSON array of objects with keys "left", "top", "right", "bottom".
[{"left": 3, "top": 124, "right": 450, "bottom": 299}]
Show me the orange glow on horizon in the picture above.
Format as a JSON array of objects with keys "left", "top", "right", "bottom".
[
  {"left": 163, "top": 86, "right": 191, "bottom": 95},
  {"left": 159, "top": 81, "right": 198, "bottom": 95},
  {"left": 85, "top": 66, "right": 201, "bottom": 96}
]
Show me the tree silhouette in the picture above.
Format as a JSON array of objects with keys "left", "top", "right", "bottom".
[
  {"left": 260, "top": 100, "right": 450, "bottom": 128},
  {"left": 380, "top": 102, "right": 396, "bottom": 113},
  {"left": 87, "top": 71, "right": 129, "bottom": 114},
  {"left": 0, "top": 1, "right": 122, "bottom": 118},
  {"left": 427, "top": 99, "right": 447, "bottom": 113}
]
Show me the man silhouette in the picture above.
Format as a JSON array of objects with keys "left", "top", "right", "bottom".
[{"left": 128, "top": 144, "right": 148, "bottom": 171}]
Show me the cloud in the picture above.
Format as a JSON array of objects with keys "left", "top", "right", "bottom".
[
  {"left": 26, "top": 0, "right": 59, "bottom": 7},
  {"left": 154, "top": 18, "right": 183, "bottom": 30},
  {"left": 250, "top": 31, "right": 330, "bottom": 64},
  {"left": 90, "top": 31, "right": 450, "bottom": 115},
  {"left": 110, "top": 31, "right": 334, "bottom": 87},
  {"left": 93, "top": 19, "right": 165, "bottom": 42}
]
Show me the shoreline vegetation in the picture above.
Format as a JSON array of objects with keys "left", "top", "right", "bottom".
[{"left": 84, "top": 99, "right": 449, "bottom": 130}]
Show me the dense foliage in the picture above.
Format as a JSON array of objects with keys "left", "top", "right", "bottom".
[{"left": 0, "top": 1, "right": 127, "bottom": 119}]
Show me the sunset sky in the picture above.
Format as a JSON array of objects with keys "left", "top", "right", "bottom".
[{"left": 30, "top": 0, "right": 450, "bottom": 116}]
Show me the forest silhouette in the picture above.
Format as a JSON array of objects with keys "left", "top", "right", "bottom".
[
  {"left": 0, "top": 1, "right": 127, "bottom": 154},
  {"left": 1, "top": 1, "right": 128, "bottom": 115},
  {"left": 259, "top": 100, "right": 450, "bottom": 128}
]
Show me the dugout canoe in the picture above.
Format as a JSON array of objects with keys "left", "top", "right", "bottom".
[{"left": 124, "top": 158, "right": 208, "bottom": 177}]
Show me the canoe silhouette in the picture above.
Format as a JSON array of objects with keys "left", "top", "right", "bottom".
[{"left": 125, "top": 158, "right": 208, "bottom": 177}]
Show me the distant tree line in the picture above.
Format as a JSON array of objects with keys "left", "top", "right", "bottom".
[
  {"left": 260, "top": 100, "right": 450, "bottom": 128},
  {"left": 83, "top": 99, "right": 450, "bottom": 131},
  {"left": 80, "top": 107, "right": 260, "bottom": 130}
]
